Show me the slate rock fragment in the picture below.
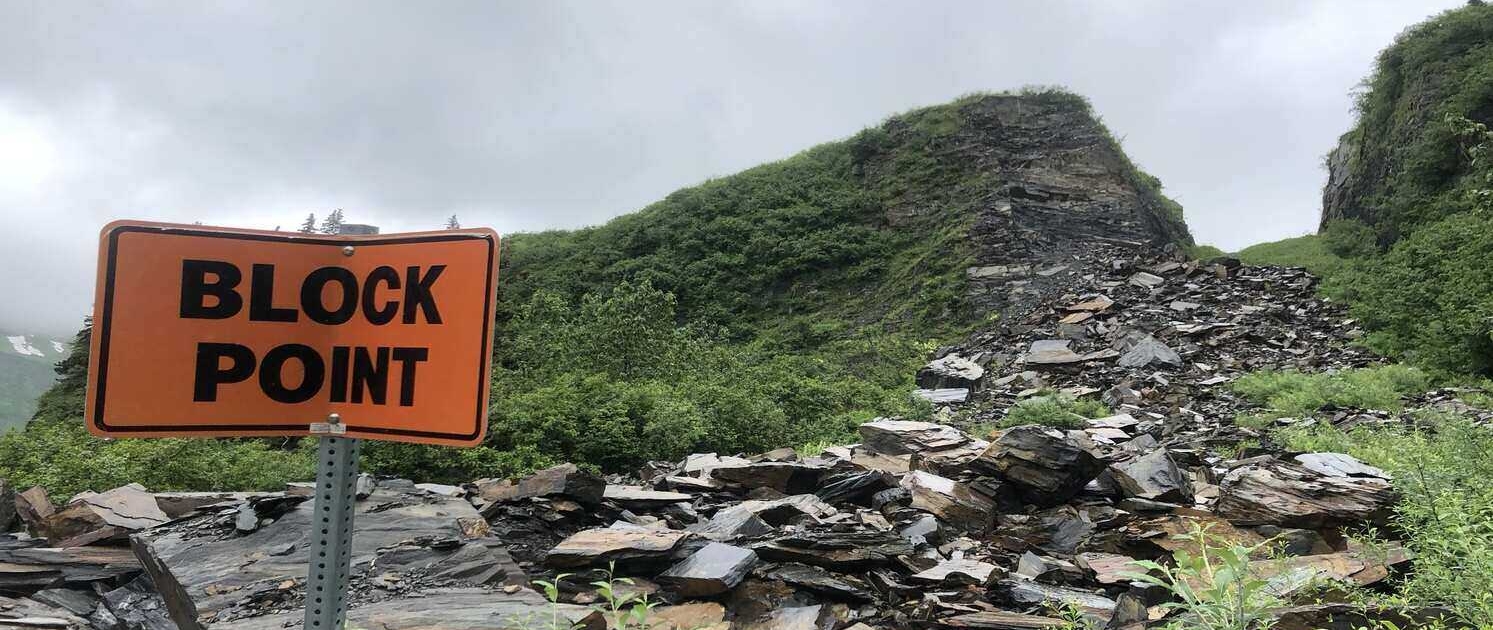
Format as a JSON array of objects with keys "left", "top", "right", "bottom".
[
  {"left": 973, "top": 426, "right": 1104, "bottom": 506},
  {"left": 657, "top": 542, "right": 757, "bottom": 597}
]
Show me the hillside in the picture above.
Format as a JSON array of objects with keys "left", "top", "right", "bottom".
[
  {"left": 498, "top": 89, "right": 1191, "bottom": 345},
  {"left": 1240, "top": 3, "right": 1493, "bottom": 376},
  {"left": 0, "top": 330, "right": 69, "bottom": 430}
]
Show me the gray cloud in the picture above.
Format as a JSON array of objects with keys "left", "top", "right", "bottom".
[{"left": 0, "top": 0, "right": 1462, "bottom": 334}]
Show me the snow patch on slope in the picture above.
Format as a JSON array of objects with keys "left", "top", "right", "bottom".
[{"left": 7, "top": 335, "right": 44, "bottom": 357}]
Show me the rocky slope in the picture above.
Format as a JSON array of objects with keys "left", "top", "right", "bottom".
[
  {"left": 499, "top": 89, "right": 1191, "bottom": 338},
  {"left": 3, "top": 250, "right": 1474, "bottom": 630}
]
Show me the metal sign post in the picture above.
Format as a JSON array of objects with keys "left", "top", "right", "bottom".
[{"left": 305, "top": 415, "right": 359, "bottom": 630}]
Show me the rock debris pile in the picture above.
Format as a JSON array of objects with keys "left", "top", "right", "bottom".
[{"left": 0, "top": 256, "right": 1453, "bottom": 629}]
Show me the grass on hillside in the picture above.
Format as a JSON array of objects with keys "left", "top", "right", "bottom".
[{"left": 1228, "top": 362, "right": 1493, "bottom": 626}]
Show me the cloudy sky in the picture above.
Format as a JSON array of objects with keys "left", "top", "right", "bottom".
[{"left": 0, "top": 0, "right": 1462, "bottom": 334}]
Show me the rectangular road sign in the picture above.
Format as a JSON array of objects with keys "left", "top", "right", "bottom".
[{"left": 86, "top": 220, "right": 500, "bottom": 446}]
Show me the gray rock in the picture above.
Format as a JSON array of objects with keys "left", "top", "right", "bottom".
[
  {"left": 1110, "top": 450, "right": 1193, "bottom": 503},
  {"left": 545, "top": 528, "right": 689, "bottom": 570},
  {"left": 753, "top": 530, "right": 913, "bottom": 569},
  {"left": 858, "top": 420, "right": 972, "bottom": 455},
  {"left": 758, "top": 562, "right": 875, "bottom": 602},
  {"left": 1293, "top": 453, "right": 1389, "bottom": 479},
  {"left": 973, "top": 426, "right": 1105, "bottom": 506},
  {"left": 474, "top": 463, "right": 605, "bottom": 507},
  {"left": 1216, "top": 463, "right": 1396, "bottom": 529},
  {"left": 709, "top": 462, "right": 828, "bottom": 494},
  {"left": 901, "top": 471, "right": 995, "bottom": 532},
  {"left": 208, "top": 587, "right": 604, "bottom": 630},
  {"left": 914, "top": 388, "right": 970, "bottom": 404},
  {"left": 1117, "top": 335, "right": 1182, "bottom": 369},
  {"left": 603, "top": 486, "right": 693, "bottom": 509},
  {"left": 133, "top": 484, "right": 488, "bottom": 629},
  {"left": 657, "top": 542, "right": 757, "bottom": 597},
  {"left": 916, "top": 354, "right": 986, "bottom": 390},
  {"left": 910, "top": 558, "right": 1001, "bottom": 586}
]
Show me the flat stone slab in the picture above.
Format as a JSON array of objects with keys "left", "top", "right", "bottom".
[
  {"left": 657, "top": 542, "right": 757, "bottom": 596},
  {"left": 545, "top": 528, "right": 688, "bottom": 569}
]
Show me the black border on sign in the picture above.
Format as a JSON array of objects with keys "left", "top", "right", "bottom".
[{"left": 93, "top": 225, "right": 495, "bottom": 442}]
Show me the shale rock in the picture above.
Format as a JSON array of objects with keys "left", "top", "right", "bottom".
[
  {"left": 657, "top": 542, "right": 757, "bottom": 596},
  {"left": 1216, "top": 462, "right": 1396, "bottom": 528},
  {"left": 546, "top": 528, "right": 689, "bottom": 569},
  {"left": 1109, "top": 449, "right": 1193, "bottom": 503},
  {"left": 476, "top": 463, "right": 605, "bottom": 507},
  {"left": 857, "top": 420, "right": 972, "bottom": 455},
  {"left": 973, "top": 426, "right": 1104, "bottom": 506},
  {"left": 901, "top": 471, "right": 995, "bottom": 532}
]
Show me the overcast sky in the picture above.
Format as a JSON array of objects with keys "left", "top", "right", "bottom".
[{"left": 0, "top": 0, "right": 1462, "bottom": 335}]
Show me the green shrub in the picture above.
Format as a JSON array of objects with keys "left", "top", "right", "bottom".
[
  {"left": 1187, "top": 244, "right": 1226, "bottom": 260},
  {"left": 1276, "top": 415, "right": 1493, "bottom": 626},
  {"left": 1230, "top": 365, "right": 1430, "bottom": 416},
  {"left": 0, "top": 421, "right": 313, "bottom": 501},
  {"left": 1001, "top": 393, "right": 1109, "bottom": 429},
  {"left": 1123, "top": 523, "right": 1282, "bottom": 630}
]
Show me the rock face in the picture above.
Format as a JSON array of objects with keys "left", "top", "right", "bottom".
[{"left": 973, "top": 426, "right": 1104, "bottom": 506}]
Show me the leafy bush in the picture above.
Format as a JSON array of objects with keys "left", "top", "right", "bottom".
[
  {"left": 1230, "top": 365, "right": 1431, "bottom": 416},
  {"left": 1001, "top": 392, "right": 1109, "bottom": 429},
  {"left": 0, "top": 421, "right": 313, "bottom": 501},
  {"left": 1123, "top": 523, "right": 1282, "bottom": 630},
  {"left": 1276, "top": 415, "right": 1493, "bottom": 626}
]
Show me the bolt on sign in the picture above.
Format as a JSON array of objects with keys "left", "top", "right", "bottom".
[{"left": 86, "top": 221, "right": 500, "bottom": 446}]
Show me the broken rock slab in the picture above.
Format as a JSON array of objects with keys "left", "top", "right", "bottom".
[
  {"left": 973, "top": 426, "right": 1104, "bottom": 506},
  {"left": 1109, "top": 449, "right": 1194, "bottom": 504},
  {"left": 753, "top": 529, "right": 913, "bottom": 569},
  {"left": 546, "top": 528, "right": 689, "bottom": 570},
  {"left": 0, "top": 543, "right": 141, "bottom": 591},
  {"left": 917, "top": 354, "right": 985, "bottom": 390},
  {"left": 1216, "top": 462, "right": 1396, "bottom": 529},
  {"left": 475, "top": 463, "right": 605, "bottom": 507},
  {"left": 910, "top": 558, "right": 1001, "bottom": 586},
  {"left": 901, "top": 471, "right": 995, "bottom": 532},
  {"left": 1116, "top": 335, "right": 1182, "bottom": 369},
  {"left": 858, "top": 419, "right": 972, "bottom": 455},
  {"left": 657, "top": 542, "right": 757, "bottom": 597},
  {"left": 1292, "top": 453, "right": 1389, "bottom": 479},
  {"left": 709, "top": 462, "right": 828, "bottom": 494},
  {"left": 41, "top": 484, "right": 170, "bottom": 547}
]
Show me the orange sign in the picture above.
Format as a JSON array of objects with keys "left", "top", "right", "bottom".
[{"left": 86, "top": 220, "right": 500, "bottom": 446}]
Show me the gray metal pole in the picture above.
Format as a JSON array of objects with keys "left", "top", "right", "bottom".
[{"left": 304, "top": 434, "right": 359, "bottom": 630}]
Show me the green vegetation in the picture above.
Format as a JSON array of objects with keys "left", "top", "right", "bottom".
[
  {"left": 1230, "top": 365, "right": 1430, "bottom": 416},
  {"left": 1264, "top": 4, "right": 1493, "bottom": 376},
  {"left": 1186, "top": 244, "right": 1226, "bottom": 260},
  {"left": 1000, "top": 392, "right": 1110, "bottom": 429},
  {"left": 1228, "top": 360, "right": 1493, "bottom": 627},
  {"left": 1276, "top": 414, "right": 1493, "bottom": 626},
  {"left": 1123, "top": 524, "right": 1283, "bottom": 630},
  {"left": 1235, "top": 234, "right": 1347, "bottom": 280}
]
